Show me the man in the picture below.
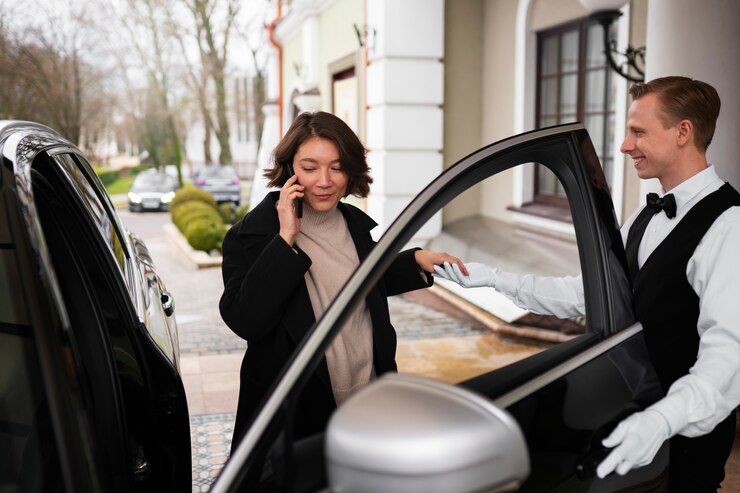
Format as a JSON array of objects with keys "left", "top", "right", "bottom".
[{"left": 436, "top": 76, "right": 740, "bottom": 491}]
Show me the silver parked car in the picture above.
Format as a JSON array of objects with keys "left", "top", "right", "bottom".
[
  {"left": 193, "top": 164, "right": 241, "bottom": 205},
  {"left": 128, "top": 169, "right": 179, "bottom": 212}
]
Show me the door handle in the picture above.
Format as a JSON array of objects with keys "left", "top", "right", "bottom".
[{"left": 161, "top": 291, "right": 175, "bottom": 317}]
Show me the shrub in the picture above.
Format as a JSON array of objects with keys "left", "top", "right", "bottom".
[
  {"left": 172, "top": 201, "right": 223, "bottom": 232},
  {"left": 169, "top": 185, "right": 217, "bottom": 211},
  {"left": 218, "top": 202, "right": 235, "bottom": 223},
  {"left": 185, "top": 220, "right": 225, "bottom": 253}
]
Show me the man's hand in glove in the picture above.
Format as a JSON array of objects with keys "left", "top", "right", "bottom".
[
  {"left": 596, "top": 409, "right": 671, "bottom": 478},
  {"left": 433, "top": 261, "right": 498, "bottom": 288}
]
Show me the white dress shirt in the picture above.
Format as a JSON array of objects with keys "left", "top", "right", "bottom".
[{"left": 494, "top": 165, "right": 740, "bottom": 439}]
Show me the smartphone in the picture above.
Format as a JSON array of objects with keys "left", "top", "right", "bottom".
[{"left": 285, "top": 164, "right": 303, "bottom": 218}]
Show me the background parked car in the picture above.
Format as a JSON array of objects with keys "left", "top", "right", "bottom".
[
  {"left": 192, "top": 164, "right": 241, "bottom": 205},
  {"left": 0, "top": 121, "right": 191, "bottom": 492},
  {"left": 128, "top": 168, "right": 179, "bottom": 212}
]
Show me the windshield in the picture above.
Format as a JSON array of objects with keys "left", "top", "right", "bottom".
[{"left": 134, "top": 172, "right": 174, "bottom": 187}]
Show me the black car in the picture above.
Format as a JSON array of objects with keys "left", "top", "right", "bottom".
[
  {"left": 0, "top": 121, "right": 190, "bottom": 492},
  {"left": 209, "top": 123, "right": 669, "bottom": 492},
  {"left": 192, "top": 164, "right": 241, "bottom": 205},
  {"left": 128, "top": 169, "right": 179, "bottom": 212}
]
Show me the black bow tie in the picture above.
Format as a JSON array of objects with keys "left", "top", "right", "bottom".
[{"left": 646, "top": 192, "right": 677, "bottom": 219}]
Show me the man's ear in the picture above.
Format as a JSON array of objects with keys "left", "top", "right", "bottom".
[{"left": 676, "top": 119, "right": 693, "bottom": 147}]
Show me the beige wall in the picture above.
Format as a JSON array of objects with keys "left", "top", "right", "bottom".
[
  {"left": 281, "top": 32, "right": 303, "bottom": 115},
  {"left": 479, "top": 0, "right": 519, "bottom": 222},
  {"left": 318, "top": 0, "right": 364, "bottom": 110},
  {"left": 443, "top": 0, "right": 520, "bottom": 225},
  {"left": 531, "top": 0, "right": 588, "bottom": 30},
  {"left": 620, "top": 0, "right": 647, "bottom": 219},
  {"left": 279, "top": 0, "right": 363, "bottom": 119},
  {"left": 443, "top": 0, "right": 484, "bottom": 223}
]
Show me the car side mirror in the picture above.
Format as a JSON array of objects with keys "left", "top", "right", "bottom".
[{"left": 325, "top": 374, "right": 530, "bottom": 493}]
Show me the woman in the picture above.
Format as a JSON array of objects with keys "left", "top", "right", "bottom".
[{"left": 219, "top": 111, "right": 465, "bottom": 450}]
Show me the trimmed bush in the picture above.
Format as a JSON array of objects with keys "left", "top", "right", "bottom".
[
  {"left": 171, "top": 201, "right": 222, "bottom": 232},
  {"left": 218, "top": 202, "right": 235, "bottom": 223},
  {"left": 169, "top": 185, "right": 217, "bottom": 211},
  {"left": 185, "top": 220, "right": 225, "bottom": 253}
]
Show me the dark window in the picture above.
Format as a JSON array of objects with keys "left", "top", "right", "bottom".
[
  {"left": 0, "top": 255, "right": 63, "bottom": 491},
  {"left": 53, "top": 153, "right": 128, "bottom": 274},
  {"left": 535, "top": 18, "right": 617, "bottom": 208}
]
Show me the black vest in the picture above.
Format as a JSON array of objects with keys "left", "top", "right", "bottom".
[{"left": 629, "top": 183, "right": 740, "bottom": 392}]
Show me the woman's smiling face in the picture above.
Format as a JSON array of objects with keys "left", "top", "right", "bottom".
[{"left": 292, "top": 136, "right": 348, "bottom": 212}]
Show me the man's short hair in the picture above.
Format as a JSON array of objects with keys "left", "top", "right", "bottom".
[{"left": 629, "top": 76, "right": 720, "bottom": 151}]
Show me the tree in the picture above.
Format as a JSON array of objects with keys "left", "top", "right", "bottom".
[
  {"left": 0, "top": 1, "right": 113, "bottom": 151},
  {"left": 183, "top": 0, "right": 240, "bottom": 165},
  {"left": 117, "top": 0, "right": 185, "bottom": 184}
]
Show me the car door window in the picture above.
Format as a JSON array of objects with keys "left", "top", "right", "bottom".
[
  {"left": 0, "top": 233, "right": 63, "bottom": 492},
  {"left": 392, "top": 169, "right": 587, "bottom": 384},
  {"left": 52, "top": 153, "right": 128, "bottom": 275}
]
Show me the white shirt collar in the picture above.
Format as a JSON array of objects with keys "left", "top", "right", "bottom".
[{"left": 661, "top": 165, "right": 722, "bottom": 214}]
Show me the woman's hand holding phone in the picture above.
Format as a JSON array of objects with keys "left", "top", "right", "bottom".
[{"left": 277, "top": 172, "right": 304, "bottom": 246}]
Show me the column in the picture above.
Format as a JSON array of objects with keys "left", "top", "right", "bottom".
[
  {"left": 643, "top": 0, "right": 740, "bottom": 192},
  {"left": 366, "top": 0, "right": 445, "bottom": 241}
]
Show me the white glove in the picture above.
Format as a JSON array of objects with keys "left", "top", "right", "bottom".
[
  {"left": 433, "top": 262, "right": 498, "bottom": 288},
  {"left": 596, "top": 409, "right": 670, "bottom": 478}
]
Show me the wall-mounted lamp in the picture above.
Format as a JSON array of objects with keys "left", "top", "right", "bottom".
[
  {"left": 353, "top": 23, "right": 376, "bottom": 49},
  {"left": 580, "top": 0, "right": 645, "bottom": 82}
]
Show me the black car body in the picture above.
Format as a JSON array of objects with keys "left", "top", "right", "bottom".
[
  {"left": 192, "top": 165, "right": 241, "bottom": 205},
  {"left": 128, "top": 169, "right": 179, "bottom": 212},
  {"left": 0, "top": 121, "right": 191, "bottom": 492},
  {"left": 210, "top": 123, "right": 669, "bottom": 492}
]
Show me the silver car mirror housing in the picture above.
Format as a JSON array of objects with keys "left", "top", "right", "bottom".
[{"left": 326, "top": 373, "right": 530, "bottom": 493}]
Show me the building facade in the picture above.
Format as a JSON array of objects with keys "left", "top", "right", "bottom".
[{"left": 251, "top": 0, "right": 740, "bottom": 246}]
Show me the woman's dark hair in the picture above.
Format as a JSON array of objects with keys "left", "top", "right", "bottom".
[{"left": 264, "top": 111, "right": 373, "bottom": 197}]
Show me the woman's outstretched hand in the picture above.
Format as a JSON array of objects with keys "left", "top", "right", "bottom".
[{"left": 414, "top": 251, "right": 468, "bottom": 276}]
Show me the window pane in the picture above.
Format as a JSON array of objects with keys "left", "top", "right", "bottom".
[
  {"left": 559, "top": 74, "right": 578, "bottom": 114},
  {"left": 586, "top": 24, "right": 605, "bottom": 68},
  {"left": 584, "top": 115, "right": 605, "bottom": 157},
  {"left": 585, "top": 69, "right": 606, "bottom": 113},
  {"left": 540, "top": 116, "right": 558, "bottom": 128},
  {"left": 560, "top": 30, "right": 579, "bottom": 73},
  {"left": 396, "top": 169, "right": 583, "bottom": 385},
  {"left": 0, "top": 251, "right": 62, "bottom": 490},
  {"left": 540, "top": 77, "right": 558, "bottom": 116},
  {"left": 541, "top": 36, "right": 559, "bottom": 76}
]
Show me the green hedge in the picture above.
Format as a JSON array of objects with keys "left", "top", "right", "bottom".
[
  {"left": 169, "top": 185, "right": 217, "bottom": 211},
  {"left": 169, "top": 185, "right": 250, "bottom": 254}
]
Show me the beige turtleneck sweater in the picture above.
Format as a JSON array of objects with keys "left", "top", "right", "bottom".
[{"left": 294, "top": 204, "right": 375, "bottom": 405}]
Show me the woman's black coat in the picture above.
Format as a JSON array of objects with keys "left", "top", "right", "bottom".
[{"left": 219, "top": 191, "right": 432, "bottom": 449}]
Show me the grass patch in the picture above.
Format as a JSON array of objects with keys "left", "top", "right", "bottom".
[{"left": 105, "top": 175, "right": 136, "bottom": 195}]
